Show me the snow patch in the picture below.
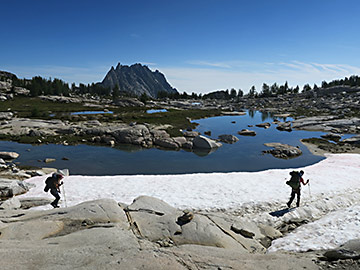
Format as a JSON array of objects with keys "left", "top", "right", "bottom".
[{"left": 18, "top": 153, "right": 360, "bottom": 252}]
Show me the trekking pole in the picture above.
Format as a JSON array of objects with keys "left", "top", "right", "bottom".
[
  {"left": 308, "top": 180, "right": 311, "bottom": 198},
  {"left": 62, "top": 184, "right": 68, "bottom": 208},
  {"left": 58, "top": 169, "right": 69, "bottom": 208}
]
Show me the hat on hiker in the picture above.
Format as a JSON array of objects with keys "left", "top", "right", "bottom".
[
  {"left": 299, "top": 170, "right": 304, "bottom": 176},
  {"left": 52, "top": 172, "right": 64, "bottom": 179}
]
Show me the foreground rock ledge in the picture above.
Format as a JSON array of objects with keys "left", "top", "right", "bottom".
[{"left": 0, "top": 196, "right": 320, "bottom": 270}]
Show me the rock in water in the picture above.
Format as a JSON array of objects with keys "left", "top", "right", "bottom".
[
  {"left": 263, "top": 143, "right": 302, "bottom": 159},
  {"left": 193, "top": 135, "right": 222, "bottom": 149},
  {"left": 218, "top": 134, "right": 239, "bottom": 144},
  {"left": 256, "top": 122, "right": 271, "bottom": 129},
  {"left": 238, "top": 129, "right": 256, "bottom": 136},
  {"left": 0, "top": 152, "right": 19, "bottom": 160},
  {"left": 321, "top": 133, "right": 342, "bottom": 141}
]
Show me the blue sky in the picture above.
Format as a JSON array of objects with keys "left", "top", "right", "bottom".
[{"left": 1, "top": 0, "right": 360, "bottom": 94}]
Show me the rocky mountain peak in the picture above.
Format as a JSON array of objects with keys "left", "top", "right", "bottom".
[{"left": 100, "top": 63, "right": 178, "bottom": 98}]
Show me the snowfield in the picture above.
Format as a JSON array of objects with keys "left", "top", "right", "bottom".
[{"left": 19, "top": 153, "right": 360, "bottom": 252}]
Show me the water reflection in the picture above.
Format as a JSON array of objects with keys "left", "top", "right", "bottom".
[
  {"left": 248, "top": 109, "right": 255, "bottom": 118},
  {"left": 247, "top": 110, "right": 288, "bottom": 122},
  {"left": 192, "top": 148, "right": 217, "bottom": 157}
]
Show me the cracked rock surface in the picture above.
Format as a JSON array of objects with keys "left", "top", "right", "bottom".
[{"left": 0, "top": 196, "right": 320, "bottom": 270}]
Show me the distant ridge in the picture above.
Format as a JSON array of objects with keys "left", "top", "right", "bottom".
[
  {"left": 0, "top": 71, "right": 17, "bottom": 79},
  {"left": 100, "top": 63, "right": 178, "bottom": 98}
]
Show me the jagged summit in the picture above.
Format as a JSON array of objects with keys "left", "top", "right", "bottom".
[{"left": 100, "top": 62, "right": 178, "bottom": 98}]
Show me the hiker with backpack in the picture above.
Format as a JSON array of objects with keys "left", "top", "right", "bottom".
[
  {"left": 44, "top": 172, "right": 64, "bottom": 208},
  {"left": 286, "top": 170, "right": 309, "bottom": 208}
]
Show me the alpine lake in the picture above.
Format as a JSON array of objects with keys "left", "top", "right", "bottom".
[{"left": 1, "top": 110, "right": 352, "bottom": 175}]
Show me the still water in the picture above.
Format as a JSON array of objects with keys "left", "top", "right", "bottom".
[{"left": 1, "top": 111, "right": 333, "bottom": 175}]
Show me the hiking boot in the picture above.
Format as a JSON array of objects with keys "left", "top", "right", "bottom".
[
  {"left": 51, "top": 202, "right": 59, "bottom": 208},
  {"left": 286, "top": 202, "right": 291, "bottom": 208}
]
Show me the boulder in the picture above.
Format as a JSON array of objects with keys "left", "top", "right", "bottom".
[
  {"left": 183, "top": 131, "right": 200, "bottom": 138},
  {"left": 154, "top": 138, "right": 179, "bottom": 149},
  {"left": 238, "top": 129, "right": 256, "bottom": 136},
  {"left": 0, "top": 152, "right": 19, "bottom": 160},
  {"left": 258, "top": 224, "right": 283, "bottom": 240},
  {"left": 151, "top": 129, "right": 170, "bottom": 139},
  {"left": 324, "top": 239, "right": 360, "bottom": 261},
  {"left": 263, "top": 143, "right": 302, "bottom": 159},
  {"left": 0, "top": 179, "right": 32, "bottom": 198},
  {"left": 112, "top": 124, "right": 152, "bottom": 147},
  {"left": 182, "top": 140, "right": 193, "bottom": 149},
  {"left": 276, "top": 122, "right": 292, "bottom": 132},
  {"left": 28, "top": 129, "right": 44, "bottom": 137},
  {"left": 172, "top": 137, "right": 187, "bottom": 147},
  {"left": 100, "top": 135, "right": 116, "bottom": 145},
  {"left": 84, "top": 126, "right": 109, "bottom": 136},
  {"left": 0, "top": 196, "right": 21, "bottom": 210},
  {"left": 218, "top": 134, "right": 239, "bottom": 144},
  {"left": 258, "top": 224, "right": 283, "bottom": 248},
  {"left": 193, "top": 135, "right": 222, "bottom": 149}
]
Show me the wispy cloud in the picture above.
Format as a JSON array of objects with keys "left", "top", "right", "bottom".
[
  {"left": 155, "top": 60, "right": 360, "bottom": 94},
  {"left": 141, "top": 62, "right": 157, "bottom": 66},
  {"left": 187, "top": 60, "right": 232, "bottom": 69}
]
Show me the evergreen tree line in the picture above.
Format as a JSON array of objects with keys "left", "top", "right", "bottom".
[
  {"left": 5, "top": 74, "right": 360, "bottom": 100},
  {"left": 321, "top": 75, "right": 360, "bottom": 88},
  {"left": 12, "top": 76, "right": 70, "bottom": 97},
  {"left": 74, "top": 83, "right": 111, "bottom": 97},
  {"left": 157, "top": 91, "right": 203, "bottom": 100}
]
